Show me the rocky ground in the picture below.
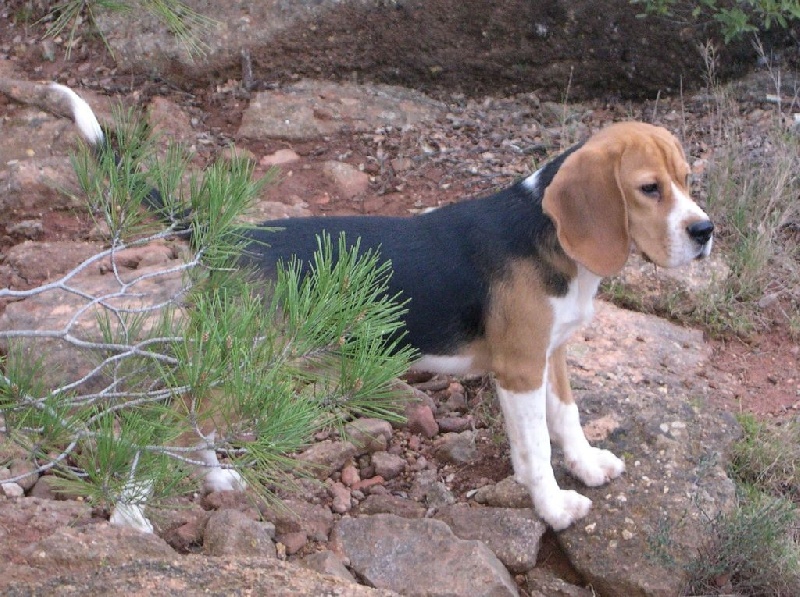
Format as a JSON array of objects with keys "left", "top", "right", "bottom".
[{"left": 1, "top": 4, "right": 800, "bottom": 597}]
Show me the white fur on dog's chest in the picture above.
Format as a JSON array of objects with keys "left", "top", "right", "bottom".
[{"left": 548, "top": 266, "right": 601, "bottom": 352}]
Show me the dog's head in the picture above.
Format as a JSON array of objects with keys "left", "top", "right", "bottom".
[{"left": 542, "top": 121, "right": 713, "bottom": 277}]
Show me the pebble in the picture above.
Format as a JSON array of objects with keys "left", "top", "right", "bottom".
[
  {"left": 277, "top": 531, "right": 308, "bottom": 555},
  {"left": 371, "top": 452, "right": 406, "bottom": 480},
  {"left": 344, "top": 418, "right": 392, "bottom": 454},
  {"left": 434, "top": 431, "right": 478, "bottom": 464},
  {"left": 352, "top": 476, "right": 385, "bottom": 492},
  {"left": 405, "top": 403, "right": 439, "bottom": 438},
  {"left": 341, "top": 464, "right": 361, "bottom": 487},
  {"left": 408, "top": 435, "right": 422, "bottom": 451},
  {"left": 260, "top": 148, "right": 300, "bottom": 166},
  {"left": 1, "top": 483, "right": 24, "bottom": 498},
  {"left": 436, "top": 416, "right": 472, "bottom": 433},
  {"left": 330, "top": 482, "right": 352, "bottom": 514}
]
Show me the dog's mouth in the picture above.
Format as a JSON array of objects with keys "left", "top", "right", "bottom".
[{"left": 696, "top": 237, "right": 713, "bottom": 260}]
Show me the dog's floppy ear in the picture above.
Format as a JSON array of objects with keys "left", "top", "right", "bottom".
[{"left": 542, "top": 146, "right": 630, "bottom": 277}]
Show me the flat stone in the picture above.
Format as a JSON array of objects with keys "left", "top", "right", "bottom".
[
  {"left": 3, "top": 241, "right": 104, "bottom": 287},
  {"left": 436, "top": 416, "right": 472, "bottom": 433},
  {"left": 239, "top": 80, "right": 444, "bottom": 141},
  {"left": 277, "top": 530, "right": 308, "bottom": 556},
  {"left": 410, "top": 470, "right": 455, "bottom": 509},
  {"left": 1, "top": 483, "right": 25, "bottom": 498},
  {"left": 259, "top": 498, "right": 334, "bottom": 542},
  {"left": 23, "top": 522, "right": 175, "bottom": 566},
  {"left": 28, "top": 476, "right": 57, "bottom": 500},
  {"left": 344, "top": 418, "right": 393, "bottom": 454},
  {"left": 436, "top": 505, "right": 546, "bottom": 573},
  {"left": 201, "top": 490, "right": 259, "bottom": 519},
  {"left": 526, "top": 568, "right": 594, "bottom": 597},
  {"left": 331, "top": 514, "right": 518, "bottom": 597},
  {"left": 147, "top": 96, "right": 195, "bottom": 145},
  {"left": 323, "top": 160, "right": 369, "bottom": 199},
  {"left": 203, "top": 509, "right": 277, "bottom": 558},
  {"left": 295, "top": 440, "right": 358, "bottom": 479},
  {"left": 0, "top": 259, "right": 184, "bottom": 392},
  {"left": 260, "top": 148, "right": 301, "bottom": 166},
  {"left": 0, "top": 157, "right": 84, "bottom": 216},
  {"left": 300, "top": 550, "right": 357, "bottom": 583},
  {"left": 433, "top": 431, "right": 478, "bottom": 464},
  {"left": 355, "top": 494, "right": 426, "bottom": 519},
  {"left": 7, "top": 556, "right": 400, "bottom": 596},
  {"left": 473, "top": 477, "right": 532, "bottom": 509},
  {"left": 241, "top": 199, "right": 311, "bottom": 224},
  {"left": 554, "top": 302, "right": 739, "bottom": 597}
]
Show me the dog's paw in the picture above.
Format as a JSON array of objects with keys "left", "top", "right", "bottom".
[
  {"left": 536, "top": 488, "right": 592, "bottom": 530},
  {"left": 567, "top": 447, "right": 625, "bottom": 487},
  {"left": 110, "top": 502, "right": 154, "bottom": 534},
  {"left": 204, "top": 467, "right": 247, "bottom": 493}
]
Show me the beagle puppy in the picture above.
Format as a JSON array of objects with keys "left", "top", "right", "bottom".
[{"left": 56, "top": 84, "right": 713, "bottom": 531}]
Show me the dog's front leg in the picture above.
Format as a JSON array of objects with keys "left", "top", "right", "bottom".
[
  {"left": 546, "top": 344, "right": 625, "bottom": 486},
  {"left": 496, "top": 372, "right": 592, "bottom": 530}
]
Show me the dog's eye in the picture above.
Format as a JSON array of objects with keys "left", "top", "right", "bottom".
[{"left": 640, "top": 183, "right": 660, "bottom": 197}]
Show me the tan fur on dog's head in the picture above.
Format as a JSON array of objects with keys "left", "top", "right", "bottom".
[{"left": 542, "top": 122, "right": 709, "bottom": 276}]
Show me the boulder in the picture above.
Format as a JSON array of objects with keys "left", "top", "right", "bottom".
[
  {"left": 92, "top": 0, "right": 756, "bottom": 99},
  {"left": 331, "top": 514, "right": 519, "bottom": 596}
]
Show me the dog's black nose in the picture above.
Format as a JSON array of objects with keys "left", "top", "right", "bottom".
[{"left": 687, "top": 220, "right": 714, "bottom": 245}]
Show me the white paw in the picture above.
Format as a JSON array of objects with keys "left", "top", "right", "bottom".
[
  {"left": 567, "top": 447, "right": 625, "bottom": 487},
  {"left": 110, "top": 502, "right": 154, "bottom": 534},
  {"left": 203, "top": 467, "right": 247, "bottom": 493},
  {"left": 536, "top": 488, "right": 593, "bottom": 530}
]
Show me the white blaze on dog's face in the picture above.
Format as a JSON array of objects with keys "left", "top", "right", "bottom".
[
  {"left": 543, "top": 122, "right": 714, "bottom": 277},
  {"left": 615, "top": 125, "right": 713, "bottom": 268}
]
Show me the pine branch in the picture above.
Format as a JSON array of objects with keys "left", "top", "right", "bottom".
[{"left": 1, "top": 106, "right": 413, "bottom": 515}]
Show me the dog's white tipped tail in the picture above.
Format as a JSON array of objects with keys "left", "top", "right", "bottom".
[{"left": 49, "top": 82, "right": 104, "bottom": 146}]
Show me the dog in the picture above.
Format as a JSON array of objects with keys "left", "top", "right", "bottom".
[{"left": 54, "top": 83, "right": 713, "bottom": 531}]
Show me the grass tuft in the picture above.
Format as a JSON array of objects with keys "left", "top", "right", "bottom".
[
  {"left": 684, "top": 415, "right": 800, "bottom": 595},
  {"left": 730, "top": 414, "right": 800, "bottom": 503},
  {"left": 685, "top": 492, "right": 800, "bottom": 596}
]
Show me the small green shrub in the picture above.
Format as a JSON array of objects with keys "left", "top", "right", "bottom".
[
  {"left": 697, "top": 122, "right": 800, "bottom": 336},
  {"left": 632, "top": 0, "right": 800, "bottom": 43},
  {"left": 0, "top": 106, "right": 413, "bottom": 515},
  {"left": 685, "top": 492, "right": 800, "bottom": 595},
  {"left": 730, "top": 414, "right": 800, "bottom": 502},
  {"left": 684, "top": 415, "right": 800, "bottom": 595}
]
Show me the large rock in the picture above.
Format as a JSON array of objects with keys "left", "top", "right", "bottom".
[
  {"left": 239, "top": 80, "right": 444, "bottom": 141},
  {"left": 2, "top": 241, "right": 105, "bottom": 289},
  {"left": 331, "top": 514, "right": 519, "bottom": 596},
  {"left": 0, "top": 244, "right": 186, "bottom": 391},
  {"left": 0, "top": 157, "right": 84, "bottom": 219},
  {"left": 203, "top": 509, "right": 277, "bottom": 557},
  {"left": 435, "top": 505, "right": 546, "bottom": 574},
  {"left": 551, "top": 301, "right": 740, "bottom": 597},
  {"left": 22, "top": 523, "right": 176, "bottom": 566},
  {"left": 4, "top": 556, "right": 400, "bottom": 596},
  {"left": 92, "top": 0, "right": 755, "bottom": 99}
]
